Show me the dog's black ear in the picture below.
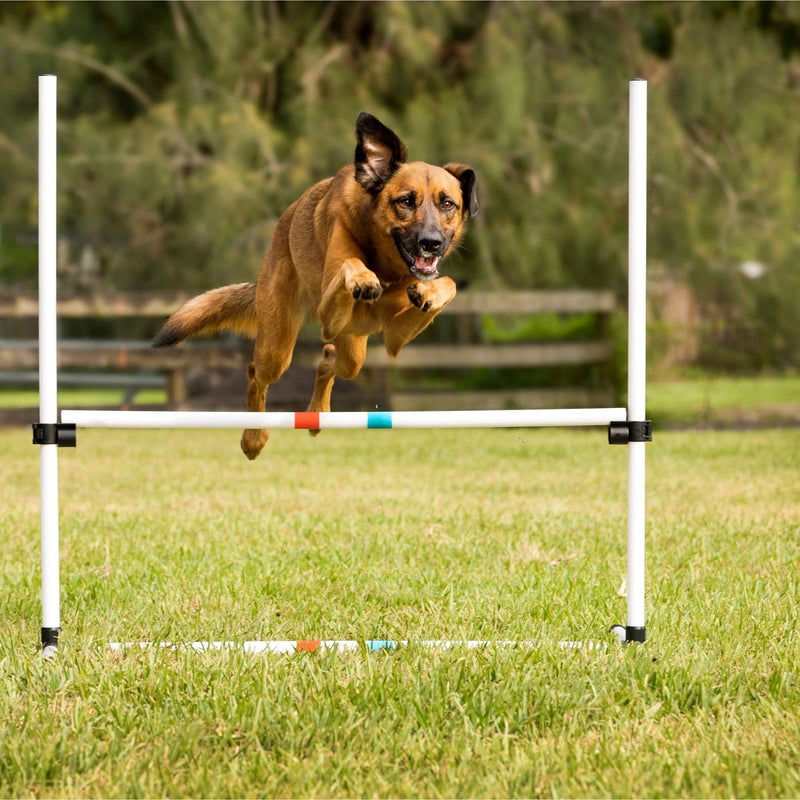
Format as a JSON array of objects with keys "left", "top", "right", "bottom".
[
  {"left": 354, "top": 113, "right": 408, "bottom": 193},
  {"left": 444, "top": 164, "right": 479, "bottom": 218}
]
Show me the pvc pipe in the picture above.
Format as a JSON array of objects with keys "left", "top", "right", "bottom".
[
  {"left": 628, "top": 80, "right": 647, "bottom": 424},
  {"left": 107, "top": 639, "right": 609, "bottom": 653},
  {"left": 41, "top": 80, "right": 649, "bottom": 651},
  {"left": 61, "top": 407, "right": 628, "bottom": 430},
  {"left": 39, "top": 75, "right": 60, "bottom": 653},
  {"left": 39, "top": 76, "right": 58, "bottom": 427},
  {"left": 627, "top": 80, "right": 647, "bottom": 637},
  {"left": 627, "top": 442, "right": 646, "bottom": 632}
]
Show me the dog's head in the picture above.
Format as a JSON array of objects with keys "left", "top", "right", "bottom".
[{"left": 354, "top": 112, "right": 478, "bottom": 282}]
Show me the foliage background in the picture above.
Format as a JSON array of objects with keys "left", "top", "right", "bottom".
[{"left": 1, "top": 1, "right": 799, "bottom": 371}]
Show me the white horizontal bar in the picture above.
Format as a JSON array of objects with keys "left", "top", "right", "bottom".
[
  {"left": 107, "top": 640, "right": 609, "bottom": 653},
  {"left": 383, "top": 408, "right": 625, "bottom": 429},
  {"left": 62, "top": 410, "right": 295, "bottom": 429},
  {"left": 62, "top": 407, "right": 626, "bottom": 430}
]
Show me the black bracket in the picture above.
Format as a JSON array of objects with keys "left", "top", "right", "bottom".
[
  {"left": 610, "top": 624, "right": 646, "bottom": 644},
  {"left": 42, "top": 626, "right": 61, "bottom": 651},
  {"left": 608, "top": 420, "right": 652, "bottom": 445},
  {"left": 626, "top": 626, "right": 646, "bottom": 643},
  {"left": 32, "top": 423, "right": 77, "bottom": 448}
]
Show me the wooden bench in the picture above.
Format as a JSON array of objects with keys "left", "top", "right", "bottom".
[{"left": 0, "top": 289, "right": 617, "bottom": 410}]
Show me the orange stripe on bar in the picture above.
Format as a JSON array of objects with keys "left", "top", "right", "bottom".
[
  {"left": 296, "top": 640, "right": 321, "bottom": 653},
  {"left": 294, "top": 412, "right": 320, "bottom": 430}
]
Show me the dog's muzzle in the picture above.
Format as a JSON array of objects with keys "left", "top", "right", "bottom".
[{"left": 394, "top": 231, "right": 448, "bottom": 281}]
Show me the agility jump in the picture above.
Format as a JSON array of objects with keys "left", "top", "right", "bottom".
[{"left": 34, "top": 75, "right": 650, "bottom": 655}]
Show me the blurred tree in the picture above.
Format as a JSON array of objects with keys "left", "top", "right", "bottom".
[{"left": 0, "top": 0, "right": 798, "bottom": 369}]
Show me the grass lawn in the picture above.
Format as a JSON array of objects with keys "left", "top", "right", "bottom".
[
  {"left": 1, "top": 422, "right": 799, "bottom": 798},
  {"left": 0, "top": 387, "right": 168, "bottom": 410},
  {"left": 647, "top": 373, "right": 800, "bottom": 428}
]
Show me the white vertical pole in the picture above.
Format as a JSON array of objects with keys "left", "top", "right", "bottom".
[
  {"left": 39, "top": 75, "right": 60, "bottom": 656},
  {"left": 627, "top": 80, "right": 647, "bottom": 641}
]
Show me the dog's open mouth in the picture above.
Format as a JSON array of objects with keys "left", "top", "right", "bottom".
[
  {"left": 392, "top": 231, "right": 445, "bottom": 282},
  {"left": 412, "top": 255, "right": 440, "bottom": 280}
]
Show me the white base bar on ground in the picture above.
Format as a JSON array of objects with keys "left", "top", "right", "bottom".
[
  {"left": 62, "top": 407, "right": 627, "bottom": 430},
  {"left": 107, "top": 639, "right": 609, "bottom": 653}
]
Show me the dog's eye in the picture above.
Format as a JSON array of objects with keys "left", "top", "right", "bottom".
[
  {"left": 441, "top": 199, "right": 456, "bottom": 211},
  {"left": 396, "top": 196, "right": 415, "bottom": 209}
]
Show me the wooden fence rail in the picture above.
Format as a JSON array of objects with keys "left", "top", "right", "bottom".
[
  {"left": 0, "top": 289, "right": 615, "bottom": 319},
  {"left": 0, "top": 290, "right": 617, "bottom": 410}
]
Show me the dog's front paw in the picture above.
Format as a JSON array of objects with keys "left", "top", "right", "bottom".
[
  {"left": 407, "top": 282, "right": 434, "bottom": 312},
  {"left": 407, "top": 278, "right": 456, "bottom": 314},
  {"left": 349, "top": 277, "right": 382, "bottom": 302},
  {"left": 342, "top": 260, "right": 382, "bottom": 303}
]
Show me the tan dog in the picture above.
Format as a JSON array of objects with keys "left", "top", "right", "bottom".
[{"left": 154, "top": 113, "right": 478, "bottom": 460}]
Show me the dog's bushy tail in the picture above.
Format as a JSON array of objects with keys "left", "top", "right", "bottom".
[{"left": 153, "top": 282, "right": 258, "bottom": 347}]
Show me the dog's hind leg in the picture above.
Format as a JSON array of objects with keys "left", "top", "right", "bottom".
[
  {"left": 305, "top": 334, "right": 367, "bottom": 436},
  {"left": 305, "top": 344, "right": 336, "bottom": 437},
  {"left": 241, "top": 362, "right": 269, "bottom": 458},
  {"left": 241, "top": 277, "right": 305, "bottom": 461},
  {"left": 241, "top": 338, "right": 296, "bottom": 460}
]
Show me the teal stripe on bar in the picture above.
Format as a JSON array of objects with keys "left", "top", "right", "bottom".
[
  {"left": 367, "top": 411, "right": 393, "bottom": 429},
  {"left": 367, "top": 640, "right": 396, "bottom": 651}
]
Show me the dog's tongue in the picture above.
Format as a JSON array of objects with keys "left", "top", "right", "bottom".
[{"left": 415, "top": 255, "right": 439, "bottom": 274}]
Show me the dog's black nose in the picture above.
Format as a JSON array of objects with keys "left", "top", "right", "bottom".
[{"left": 418, "top": 233, "right": 444, "bottom": 253}]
